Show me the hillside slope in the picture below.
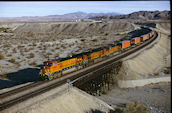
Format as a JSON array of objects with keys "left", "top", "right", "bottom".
[{"left": 116, "top": 22, "right": 170, "bottom": 80}]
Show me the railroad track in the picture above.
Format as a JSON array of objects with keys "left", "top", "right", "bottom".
[{"left": 0, "top": 31, "right": 158, "bottom": 112}]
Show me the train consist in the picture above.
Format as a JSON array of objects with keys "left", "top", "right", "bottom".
[{"left": 40, "top": 30, "right": 155, "bottom": 80}]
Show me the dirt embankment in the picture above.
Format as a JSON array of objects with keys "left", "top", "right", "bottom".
[
  {"left": 116, "top": 22, "right": 171, "bottom": 81},
  {"left": 17, "top": 85, "right": 112, "bottom": 113}
]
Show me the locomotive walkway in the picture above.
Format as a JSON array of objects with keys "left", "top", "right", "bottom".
[{"left": 0, "top": 31, "right": 158, "bottom": 112}]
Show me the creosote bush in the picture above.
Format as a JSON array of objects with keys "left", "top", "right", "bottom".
[
  {"left": 30, "top": 62, "right": 37, "bottom": 66},
  {"left": 29, "top": 53, "right": 35, "bottom": 58},
  {"left": 9, "top": 58, "right": 15, "bottom": 63},
  {"left": 0, "top": 53, "right": 5, "bottom": 59},
  {"left": 3, "top": 43, "right": 11, "bottom": 48},
  {"left": 12, "top": 48, "right": 17, "bottom": 53}
]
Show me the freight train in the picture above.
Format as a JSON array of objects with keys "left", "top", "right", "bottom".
[{"left": 40, "top": 30, "right": 155, "bottom": 80}]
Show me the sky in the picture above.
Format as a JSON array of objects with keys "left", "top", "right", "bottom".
[{"left": 0, "top": 1, "right": 170, "bottom": 17}]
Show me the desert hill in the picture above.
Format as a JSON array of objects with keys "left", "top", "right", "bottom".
[{"left": 91, "top": 10, "right": 170, "bottom": 20}]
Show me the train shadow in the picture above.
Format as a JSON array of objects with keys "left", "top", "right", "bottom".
[{"left": 0, "top": 68, "right": 42, "bottom": 90}]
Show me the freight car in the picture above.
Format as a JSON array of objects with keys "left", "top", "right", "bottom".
[
  {"left": 40, "top": 30, "right": 154, "bottom": 80},
  {"left": 119, "top": 40, "right": 131, "bottom": 49},
  {"left": 131, "top": 37, "right": 141, "bottom": 45}
]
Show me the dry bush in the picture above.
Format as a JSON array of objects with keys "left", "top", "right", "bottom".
[
  {"left": 55, "top": 53, "right": 59, "bottom": 58},
  {"left": 0, "top": 74, "right": 8, "bottom": 80},
  {"left": 80, "top": 38, "right": 86, "bottom": 42},
  {"left": 47, "top": 52, "right": 52, "bottom": 56},
  {"left": 32, "top": 43, "right": 37, "bottom": 46},
  {"left": 92, "top": 39, "right": 98, "bottom": 42},
  {"left": 44, "top": 55, "right": 49, "bottom": 59},
  {"left": 9, "top": 58, "right": 15, "bottom": 63},
  {"left": 27, "top": 31, "right": 35, "bottom": 38},
  {"left": 125, "top": 102, "right": 148, "bottom": 113},
  {"left": 0, "top": 53, "right": 5, "bottom": 59},
  {"left": 7, "top": 54, "right": 12, "bottom": 57},
  {"left": 38, "top": 46, "right": 42, "bottom": 49},
  {"left": 154, "top": 72, "right": 159, "bottom": 76},
  {"left": 3, "top": 43, "right": 11, "bottom": 48},
  {"left": 100, "top": 31, "right": 104, "bottom": 34},
  {"left": 30, "top": 62, "right": 37, "bottom": 66},
  {"left": 164, "top": 67, "right": 171, "bottom": 74},
  {"left": 24, "top": 48, "right": 29, "bottom": 52},
  {"left": 61, "top": 44, "right": 66, "bottom": 49},
  {"left": 108, "top": 107, "right": 125, "bottom": 113},
  {"left": 109, "top": 102, "right": 148, "bottom": 113},
  {"left": 51, "top": 49, "right": 55, "bottom": 52},
  {"left": 104, "top": 33, "right": 108, "bottom": 36},
  {"left": 17, "top": 45, "right": 25, "bottom": 49},
  {"left": 55, "top": 47, "right": 59, "bottom": 49},
  {"left": 12, "top": 48, "right": 17, "bottom": 53},
  {"left": 29, "top": 47, "right": 34, "bottom": 51},
  {"left": 29, "top": 53, "right": 35, "bottom": 58}
]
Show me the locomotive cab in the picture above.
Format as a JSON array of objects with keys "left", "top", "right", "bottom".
[{"left": 40, "top": 61, "right": 56, "bottom": 80}]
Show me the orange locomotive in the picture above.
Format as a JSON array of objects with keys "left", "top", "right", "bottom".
[
  {"left": 40, "top": 45, "right": 120, "bottom": 80},
  {"left": 40, "top": 30, "right": 154, "bottom": 80}
]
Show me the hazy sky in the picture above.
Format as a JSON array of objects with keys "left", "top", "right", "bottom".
[{"left": 0, "top": 1, "right": 170, "bottom": 17}]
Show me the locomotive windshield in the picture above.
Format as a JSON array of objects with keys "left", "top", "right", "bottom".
[{"left": 43, "top": 62, "right": 52, "bottom": 67}]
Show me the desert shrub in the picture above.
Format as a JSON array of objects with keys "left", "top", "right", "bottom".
[
  {"left": 47, "top": 52, "right": 52, "bottom": 55},
  {"left": 109, "top": 102, "right": 148, "bottom": 113},
  {"left": 32, "top": 43, "right": 37, "bottom": 46},
  {"left": 27, "top": 31, "right": 35, "bottom": 38},
  {"left": 103, "top": 38, "right": 107, "bottom": 40},
  {"left": 17, "top": 45, "right": 25, "bottom": 49},
  {"left": 92, "top": 39, "right": 98, "bottom": 42},
  {"left": 24, "top": 48, "right": 29, "bottom": 52},
  {"left": 29, "top": 53, "right": 35, "bottom": 58},
  {"left": 9, "top": 58, "right": 15, "bottom": 63},
  {"left": 51, "top": 49, "right": 55, "bottom": 52},
  {"left": 61, "top": 44, "right": 66, "bottom": 49},
  {"left": 12, "top": 48, "right": 17, "bottom": 53},
  {"left": 44, "top": 55, "right": 49, "bottom": 59},
  {"left": 55, "top": 53, "right": 59, "bottom": 58},
  {"left": 0, "top": 27, "right": 9, "bottom": 32},
  {"left": 80, "top": 39, "right": 86, "bottom": 42},
  {"left": 104, "top": 33, "right": 108, "bottom": 36},
  {"left": 125, "top": 102, "right": 148, "bottom": 113},
  {"left": 164, "top": 68, "right": 171, "bottom": 74},
  {"left": 29, "top": 47, "right": 34, "bottom": 51},
  {"left": 122, "top": 33, "right": 128, "bottom": 37},
  {"left": 55, "top": 46, "right": 59, "bottom": 49},
  {"left": 100, "top": 31, "right": 104, "bottom": 34},
  {"left": 154, "top": 72, "right": 159, "bottom": 76},
  {"left": 108, "top": 108, "right": 125, "bottom": 113},
  {"left": 0, "top": 74, "right": 8, "bottom": 80},
  {"left": 30, "top": 62, "right": 37, "bottom": 66},
  {"left": 3, "top": 43, "right": 11, "bottom": 48},
  {"left": 0, "top": 53, "right": 5, "bottom": 59},
  {"left": 7, "top": 54, "right": 12, "bottom": 57}
]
